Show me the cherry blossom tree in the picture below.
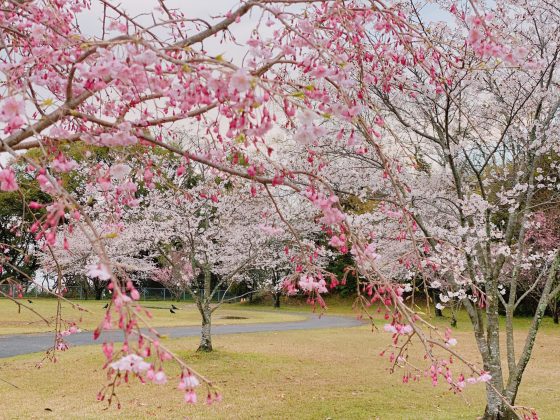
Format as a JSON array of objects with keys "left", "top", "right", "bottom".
[
  {"left": 40, "top": 216, "right": 157, "bottom": 299},
  {"left": 248, "top": 189, "right": 329, "bottom": 308},
  {"left": 135, "top": 186, "right": 268, "bottom": 352},
  {"left": 354, "top": 3, "right": 560, "bottom": 418},
  {"left": 132, "top": 166, "right": 326, "bottom": 350}
]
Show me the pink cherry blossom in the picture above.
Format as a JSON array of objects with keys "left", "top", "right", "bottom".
[
  {"left": 134, "top": 50, "right": 158, "bottom": 66},
  {"left": 478, "top": 372, "right": 492, "bottom": 383},
  {"left": 258, "top": 224, "right": 283, "bottom": 236},
  {"left": 86, "top": 264, "right": 112, "bottom": 281},
  {"left": 184, "top": 390, "right": 197, "bottom": 404},
  {"left": 52, "top": 154, "right": 79, "bottom": 173},
  {"left": 446, "top": 338, "right": 458, "bottom": 347},
  {"left": 110, "top": 354, "right": 151, "bottom": 374},
  {"left": 0, "top": 98, "right": 24, "bottom": 123},
  {"left": 0, "top": 168, "right": 18, "bottom": 191},
  {"left": 178, "top": 373, "right": 200, "bottom": 390},
  {"left": 130, "top": 289, "right": 140, "bottom": 301},
  {"left": 152, "top": 370, "right": 167, "bottom": 385},
  {"left": 110, "top": 164, "right": 131, "bottom": 180},
  {"left": 230, "top": 69, "right": 251, "bottom": 93}
]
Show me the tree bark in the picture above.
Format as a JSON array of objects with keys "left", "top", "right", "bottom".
[
  {"left": 94, "top": 285, "right": 104, "bottom": 300},
  {"left": 432, "top": 289, "right": 443, "bottom": 317},
  {"left": 482, "top": 397, "right": 517, "bottom": 420},
  {"left": 197, "top": 264, "right": 213, "bottom": 352},
  {"left": 482, "top": 364, "right": 509, "bottom": 419},
  {"left": 272, "top": 269, "right": 281, "bottom": 309},
  {"left": 197, "top": 304, "right": 213, "bottom": 352}
]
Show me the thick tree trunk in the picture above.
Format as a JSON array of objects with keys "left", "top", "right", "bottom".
[
  {"left": 482, "top": 396, "right": 516, "bottom": 420},
  {"left": 273, "top": 292, "right": 281, "bottom": 308},
  {"left": 482, "top": 368, "right": 509, "bottom": 419},
  {"left": 480, "top": 272, "right": 510, "bottom": 419},
  {"left": 94, "top": 286, "right": 103, "bottom": 300},
  {"left": 554, "top": 307, "right": 559, "bottom": 324},
  {"left": 197, "top": 304, "right": 213, "bottom": 352}
]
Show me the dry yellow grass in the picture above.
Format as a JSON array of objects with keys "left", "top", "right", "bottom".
[{"left": 0, "top": 319, "right": 559, "bottom": 419}]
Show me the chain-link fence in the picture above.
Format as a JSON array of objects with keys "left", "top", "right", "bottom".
[
  {"left": 0, "top": 284, "right": 242, "bottom": 302},
  {"left": 139, "top": 288, "right": 237, "bottom": 302}
]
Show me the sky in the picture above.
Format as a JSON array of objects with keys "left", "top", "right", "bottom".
[{"left": 80, "top": 0, "right": 261, "bottom": 62}]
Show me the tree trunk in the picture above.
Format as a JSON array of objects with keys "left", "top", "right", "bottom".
[
  {"left": 432, "top": 289, "right": 443, "bottom": 317},
  {"left": 450, "top": 311, "right": 457, "bottom": 328},
  {"left": 197, "top": 265, "right": 213, "bottom": 352},
  {"left": 482, "top": 365, "right": 509, "bottom": 419},
  {"left": 463, "top": 302, "right": 511, "bottom": 420},
  {"left": 481, "top": 275, "right": 509, "bottom": 419},
  {"left": 553, "top": 298, "right": 559, "bottom": 324},
  {"left": 94, "top": 285, "right": 103, "bottom": 300},
  {"left": 482, "top": 394, "right": 516, "bottom": 420},
  {"left": 197, "top": 304, "right": 213, "bottom": 352},
  {"left": 483, "top": 375, "right": 517, "bottom": 420},
  {"left": 272, "top": 270, "right": 281, "bottom": 309}
]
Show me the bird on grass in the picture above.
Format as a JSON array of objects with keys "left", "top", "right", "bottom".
[
  {"left": 27, "top": 299, "right": 33, "bottom": 304},
  {"left": 171, "top": 304, "right": 179, "bottom": 310},
  {"left": 102, "top": 303, "right": 108, "bottom": 309},
  {"left": 169, "top": 308, "right": 176, "bottom": 314}
]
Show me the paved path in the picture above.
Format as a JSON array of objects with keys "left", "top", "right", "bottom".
[{"left": 0, "top": 313, "right": 363, "bottom": 358}]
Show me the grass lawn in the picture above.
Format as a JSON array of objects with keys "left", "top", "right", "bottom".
[
  {"left": 0, "top": 298, "right": 305, "bottom": 335},
  {"left": 0, "top": 317, "right": 559, "bottom": 419}
]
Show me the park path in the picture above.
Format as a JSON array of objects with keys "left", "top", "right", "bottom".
[{"left": 0, "top": 313, "right": 363, "bottom": 358}]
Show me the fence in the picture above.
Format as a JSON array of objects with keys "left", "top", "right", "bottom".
[{"left": 0, "top": 284, "right": 241, "bottom": 302}]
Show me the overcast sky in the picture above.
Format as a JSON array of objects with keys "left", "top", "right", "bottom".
[{"left": 80, "top": 1, "right": 261, "bottom": 62}]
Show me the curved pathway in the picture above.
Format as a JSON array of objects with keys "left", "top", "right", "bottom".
[{"left": 0, "top": 313, "right": 363, "bottom": 358}]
